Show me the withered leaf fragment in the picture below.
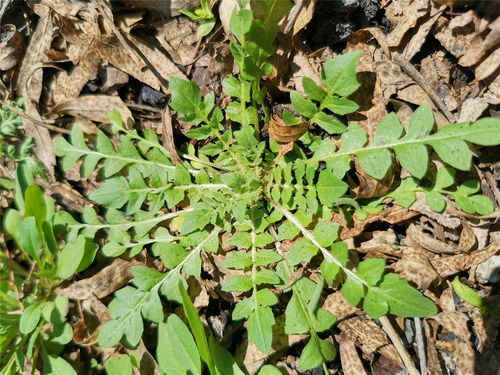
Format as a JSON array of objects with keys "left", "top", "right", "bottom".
[{"left": 268, "top": 114, "right": 309, "bottom": 143}]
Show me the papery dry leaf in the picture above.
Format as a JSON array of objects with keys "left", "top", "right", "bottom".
[
  {"left": 385, "top": 0, "right": 429, "bottom": 47},
  {"left": 410, "top": 195, "right": 461, "bottom": 229},
  {"left": 352, "top": 158, "right": 397, "bottom": 199},
  {"left": 290, "top": 0, "right": 317, "bottom": 36},
  {"left": 0, "top": 24, "right": 23, "bottom": 71},
  {"left": 49, "top": 95, "right": 133, "bottom": 123},
  {"left": 407, "top": 223, "right": 462, "bottom": 254},
  {"left": 38, "top": 0, "right": 85, "bottom": 18},
  {"left": 420, "top": 52, "right": 458, "bottom": 112},
  {"left": 459, "top": 18, "right": 500, "bottom": 67},
  {"left": 323, "top": 291, "right": 358, "bottom": 320},
  {"left": 56, "top": 258, "right": 137, "bottom": 300},
  {"left": 97, "top": 34, "right": 187, "bottom": 91},
  {"left": 100, "top": 65, "right": 129, "bottom": 92},
  {"left": 337, "top": 333, "right": 369, "bottom": 375},
  {"left": 433, "top": 10, "right": 487, "bottom": 59},
  {"left": 458, "top": 97, "right": 488, "bottom": 122},
  {"left": 16, "top": 7, "right": 56, "bottom": 174},
  {"left": 291, "top": 51, "right": 322, "bottom": 92},
  {"left": 432, "top": 312, "right": 471, "bottom": 343},
  {"left": 268, "top": 114, "right": 309, "bottom": 143},
  {"left": 338, "top": 317, "right": 402, "bottom": 365},
  {"left": 423, "top": 320, "right": 444, "bottom": 375},
  {"left": 395, "top": 247, "right": 439, "bottom": 290},
  {"left": 474, "top": 47, "right": 500, "bottom": 81},
  {"left": 403, "top": 5, "right": 445, "bottom": 61},
  {"left": 156, "top": 17, "right": 198, "bottom": 66},
  {"left": 431, "top": 242, "right": 500, "bottom": 277},
  {"left": 340, "top": 206, "right": 419, "bottom": 240},
  {"left": 436, "top": 339, "right": 475, "bottom": 375},
  {"left": 458, "top": 220, "right": 476, "bottom": 252},
  {"left": 51, "top": 49, "right": 102, "bottom": 105}
]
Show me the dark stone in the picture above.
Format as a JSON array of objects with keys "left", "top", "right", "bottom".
[{"left": 137, "top": 84, "right": 166, "bottom": 107}]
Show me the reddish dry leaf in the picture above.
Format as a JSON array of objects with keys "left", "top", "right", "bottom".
[
  {"left": 337, "top": 333, "right": 369, "bottom": 375},
  {"left": 56, "top": 258, "right": 137, "bottom": 300},
  {"left": 49, "top": 94, "right": 133, "bottom": 123}
]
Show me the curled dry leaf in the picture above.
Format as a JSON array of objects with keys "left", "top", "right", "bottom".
[
  {"left": 340, "top": 206, "right": 419, "bottom": 240},
  {"left": 268, "top": 113, "right": 309, "bottom": 143},
  {"left": 384, "top": 0, "right": 429, "bottom": 47},
  {"left": 406, "top": 223, "right": 462, "bottom": 255},
  {"left": 56, "top": 258, "right": 137, "bottom": 300},
  {"left": 0, "top": 24, "right": 23, "bottom": 71},
  {"left": 431, "top": 242, "right": 500, "bottom": 277},
  {"left": 121, "top": 0, "right": 200, "bottom": 18},
  {"left": 458, "top": 17, "right": 500, "bottom": 67},
  {"left": 16, "top": 6, "right": 56, "bottom": 174},
  {"left": 49, "top": 95, "right": 133, "bottom": 123}
]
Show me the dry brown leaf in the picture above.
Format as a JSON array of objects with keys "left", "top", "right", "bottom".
[
  {"left": 0, "top": 24, "right": 23, "bottom": 71},
  {"left": 406, "top": 223, "right": 462, "bottom": 255},
  {"left": 458, "top": 97, "right": 488, "bottom": 122},
  {"left": 98, "top": 34, "right": 187, "bottom": 92},
  {"left": 433, "top": 11, "right": 486, "bottom": 59},
  {"left": 394, "top": 247, "right": 439, "bottom": 290},
  {"left": 432, "top": 312, "right": 471, "bottom": 343},
  {"left": 56, "top": 258, "right": 137, "bottom": 300},
  {"left": 290, "top": 0, "right": 317, "bottom": 36},
  {"left": 423, "top": 320, "right": 444, "bottom": 375},
  {"left": 49, "top": 95, "right": 133, "bottom": 123},
  {"left": 340, "top": 206, "right": 419, "bottom": 240},
  {"left": 268, "top": 114, "right": 309, "bottom": 143},
  {"left": 459, "top": 17, "right": 500, "bottom": 67},
  {"left": 51, "top": 50, "right": 102, "bottom": 105},
  {"left": 16, "top": 6, "right": 56, "bottom": 174},
  {"left": 337, "top": 333, "right": 369, "bottom": 375},
  {"left": 100, "top": 65, "right": 129, "bottom": 93},
  {"left": 410, "top": 195, "right": 461, "bottom": 229},
  {"left": 338, "top": 317, "right": 403, "bottom": 366},
  {"left": 458, "top": 220, "right": 476, "bottom": 252},
  {"left": 323, "top": 291, "right": 358, "bottom": 320},
  {"left": 474, "top": 47, "right": 500, "bottom": 81},
  {"left": 436, "top": 339, "right": 475, "bottom": 375},
  {"left": 431, "top": 242, "right": 500, "bottom": 277},
  {"left": 385, "top": 0, "right": 429, "bottom": 47},
  {"left": 403, "top": 5, "right": 446, "bottom": 61}
]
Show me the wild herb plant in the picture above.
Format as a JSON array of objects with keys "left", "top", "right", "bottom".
[
  {"left": 4, "top": 1, "right": 500, "bottom": 373},
  {"left": 50, "top": 2, "right": 500, "bottom": 372},
  {"left": 1, "top": 155, "right": 80, "bottom": 373}
]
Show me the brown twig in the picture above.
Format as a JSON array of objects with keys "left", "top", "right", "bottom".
[
  {"left": 0, "top": 100, "right": 70, "bottom": 134},
  {"left": 379, "top": 315, "right": 420, "bottom": 375},
  {"left": 414, "top": 317, "right": 427, "bottom": 375},
  {"left": 161, "top": 108, "right": 181, "bottom": 164},
  {"left": 393, "top": 54, "right": 456, "bottom": 123}
]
